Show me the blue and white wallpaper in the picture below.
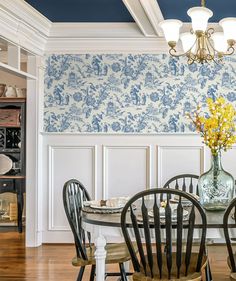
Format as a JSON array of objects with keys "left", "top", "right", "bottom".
[{"left": 44, "top": 54, "right": 236, "bottom": 133}]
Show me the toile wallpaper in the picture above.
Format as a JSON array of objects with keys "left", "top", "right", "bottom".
[{"left": 44, "top": 54, "right": 236, "bottom": 133}]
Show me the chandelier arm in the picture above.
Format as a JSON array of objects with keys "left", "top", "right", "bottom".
[
  {"left": 205, "top": 38, "right": 222, "bottom": 64},
  {"left": 225, "top": 46, "right": 235, "bottom": 56},
  {"left": 206, "top": 28, "right": 214, "bottom": 38},
  {"left": 169, "top": 48, "right": 189, "bottom": 58},
  {"left": 206, "top": 36, "right": 222, "bottom": 63},
  {"left": 187, "top": 37, "right": 198, "bottom": 54},
  {"left": 206, "top": 35, "right": 218, "bottom": 54},
  {"left": 212, "top": 55, "right": 221, "bottom": 64},
  {"left": 205, "top": 36, "right": 215, "bottom": 62},
  {"left": 170, "top": 36, "right": 199, "bottom": 60},
  {"left": 188, "top": 52, "right": 198, "bottom": 64}
]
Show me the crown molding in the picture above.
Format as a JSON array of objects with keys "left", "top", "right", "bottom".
[
  {"left": 0, "top": 0, "right": 51, "bottom": 55},
  {"left": 0, "top": 0, "right": 51, "bottom": 36},
  {"left": 46, "top": 22, "right": 222, "bottom": 53},
  {"left": 49, "top": 23, "right": 143, "bottom": 38},
  {"left": 45, "top": 37, "right": 169, "bottom": 53}
]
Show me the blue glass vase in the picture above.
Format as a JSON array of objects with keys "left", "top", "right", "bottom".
[{"left": 198, "top": 152, "right": 235, "bottom": 211}]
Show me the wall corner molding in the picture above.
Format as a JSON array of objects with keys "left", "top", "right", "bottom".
[{"left": 0, "top": 0, "right": 51, "bottom": 55}]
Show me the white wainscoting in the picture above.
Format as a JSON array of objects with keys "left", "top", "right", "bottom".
[{"left": 41, "top": 133, "right": 236, "bottom": 243}]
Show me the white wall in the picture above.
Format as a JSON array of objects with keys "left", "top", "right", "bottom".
[
  {"left": 41, "top": 133, "right": 236, "bottom": 243},
  {"left": 0, "top": 70, "right": 26, "bottom": 89}
]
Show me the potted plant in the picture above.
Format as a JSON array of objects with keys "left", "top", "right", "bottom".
[{"left": 188, "top": 97, "right": 236, "bottom": 211}]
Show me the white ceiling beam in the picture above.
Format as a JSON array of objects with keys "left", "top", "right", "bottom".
[
  {"left": 122, "top": 0, "right": 157, "bottom": 37},
  {"left": 139, "top": 0, "right": 164, "bottom": 36},
  {"left": 50, "top": 23, "right": 143, "bottom": 38},
  {"left": 46, "top": 37, "right": 169, "bottom": 53}
]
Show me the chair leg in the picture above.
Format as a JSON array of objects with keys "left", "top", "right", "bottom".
[
  {"left": 89, "top": 265, "right": 96, "bottom": 281},
  {"left": 205, "top": 261, "right": 212, "bottom": 281},
  {"left": 119, "top": 263, "right": 128, "bottom": 281},
  {"left": 77, "top": 266, "right": 85, "bottom": 281}
]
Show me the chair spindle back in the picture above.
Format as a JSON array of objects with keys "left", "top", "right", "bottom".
[
  {"left": 223, "top": 197, "right": 236, "bottom": 272},
  {"left": 121, "top": 188, "right": 207, "bottom": 280},
  {"left": 63, "top": 179, "right": 91, "bottom": 261},
  {"left": 163, "top": 174, "right": 199, "bottom": 195}
]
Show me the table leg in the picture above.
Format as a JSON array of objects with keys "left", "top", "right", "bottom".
[{"left": 94, "top": 232, "right": 107, "bottom": 281}]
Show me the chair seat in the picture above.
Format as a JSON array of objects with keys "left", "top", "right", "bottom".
[
  {"left": 133, "top": 253, "right": 208, "bottom": 281},
  {"left": 72, "top": 242, "right": 134, "bottom": 267}
]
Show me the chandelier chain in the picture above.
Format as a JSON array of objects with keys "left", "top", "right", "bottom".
[{"left": 201, "top": 0, "right": 206, "bottom": 7}]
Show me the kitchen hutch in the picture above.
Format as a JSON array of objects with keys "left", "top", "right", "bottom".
[{"left": 0, "top": 98, "right": 26, "bottom": 232}]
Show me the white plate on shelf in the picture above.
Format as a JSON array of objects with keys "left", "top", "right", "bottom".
[{"left": 0, "top": 154, "right": 12, "bottom": 175}]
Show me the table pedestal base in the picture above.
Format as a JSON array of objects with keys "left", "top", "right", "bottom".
[{"left": 95, "top": 233, "right": 106, "bottom": 281}]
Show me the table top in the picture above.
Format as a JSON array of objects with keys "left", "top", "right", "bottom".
[{"left": 82, "top": 207, "right": 236, "bottom": 229}]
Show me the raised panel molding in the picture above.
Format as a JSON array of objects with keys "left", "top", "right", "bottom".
[
  {"left": 42, "top": 135, "right": 213, "bottom": 243},
  {"left": 48, "top": 145, "right": 97, "bottom": 231},
  {"left": 157, "top": 146, "right": 205, "bottom": 187},
  {"left": 103, "top": 145, "right": 151, "bottom": 198}
]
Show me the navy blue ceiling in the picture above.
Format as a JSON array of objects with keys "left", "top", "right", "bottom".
[
  {"left": 158, "top": 0, "right": 236, "bottom": 22},
  {"left": 26, "top": 0, "right": 134, "bottom": 22},
  {"left": 26, "top": 0, "right": 236, "bottom": 23}
]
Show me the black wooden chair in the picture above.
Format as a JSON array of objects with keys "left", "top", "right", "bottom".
[
  {"left": 121, "top": 188, "right": 208, "bottom": 280},
  {"left": 163, "top": 174, "right": 199, "bottom": 195},
  {"left": 223, "top": 197, "right": 236, "bottom": 280},
  {"left": 63, "top": 179, "right": 131, "bottom": 281}
]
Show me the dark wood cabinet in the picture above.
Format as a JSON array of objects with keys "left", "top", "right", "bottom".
[{"left": 0, "top": 98, "right": 26, "bottom": 233}]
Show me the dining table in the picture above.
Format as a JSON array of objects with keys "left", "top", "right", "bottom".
[{"left": 82, "top": 203, "right": 236, "bottom": 281}]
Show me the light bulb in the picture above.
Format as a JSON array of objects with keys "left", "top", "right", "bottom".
[
  {"left": 187, "top": 7, "right": 213, "bottom": 32},
  {"left": 211, "top": 32, "right": 228, "bottom": 53},
  {"left": 159, "top": 19, "right": 183, "bottom": 44},
  {"left": 219, "top": 18, "right": 236, "bottom": 41}
]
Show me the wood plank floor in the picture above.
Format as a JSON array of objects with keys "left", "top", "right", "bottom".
[{"left": 0, "top": 230, "right": 232, "bottom": 280}]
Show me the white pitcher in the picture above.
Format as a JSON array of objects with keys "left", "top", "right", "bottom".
[
  {"left": 4, "top": 86, "right": 17, "bottom": 98},
  {"left": 16, "top": 88, "right": 26, "bottom": 98}
]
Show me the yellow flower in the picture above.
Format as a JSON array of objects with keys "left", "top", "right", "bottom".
[{"left": 188, "top": 97, "right": 236, "bottom": 155}]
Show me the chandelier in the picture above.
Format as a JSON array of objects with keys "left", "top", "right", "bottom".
[{"left": 159, "top": 0, "right": 236, "bottom": 64}]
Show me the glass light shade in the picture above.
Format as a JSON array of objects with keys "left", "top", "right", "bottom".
[
  {"left": 180, "top": 32, "right": 196, "bottom": 53},
  {"left": 159, "top": 19, "right": 183, "bottom": 43},
  {"left": 211, "top": 32, "right": 228, "bottom": 53},
  {"left": 187, "top": 7, "right": 213, "bottom": 32},
  {"left": 219, "top": 18, "right": 236, "bottom": 40}
]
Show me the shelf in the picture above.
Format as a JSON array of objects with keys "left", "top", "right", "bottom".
[
  {"left": 0, "top": 98, "right": 26, "bottom": 103},
  {"left": 0, "top": 220, "right": 17, "bottom": 226},
  {"left": 0, "top": 175, "right": 25, "bottom": 179},
  {"left": 0, "top": 149, "right": 21, "bottom": 153},
  {"left": 0, "top": 62, "right": 37, "bottom": 80}
]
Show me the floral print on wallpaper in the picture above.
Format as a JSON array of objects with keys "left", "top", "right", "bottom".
[{"left": 44, "top": 54, "right": 236, "bottom": 133}]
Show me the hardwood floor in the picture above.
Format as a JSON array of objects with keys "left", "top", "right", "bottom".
[{"left": 0, "top": 230, "right": 232, "bottom": 280}]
